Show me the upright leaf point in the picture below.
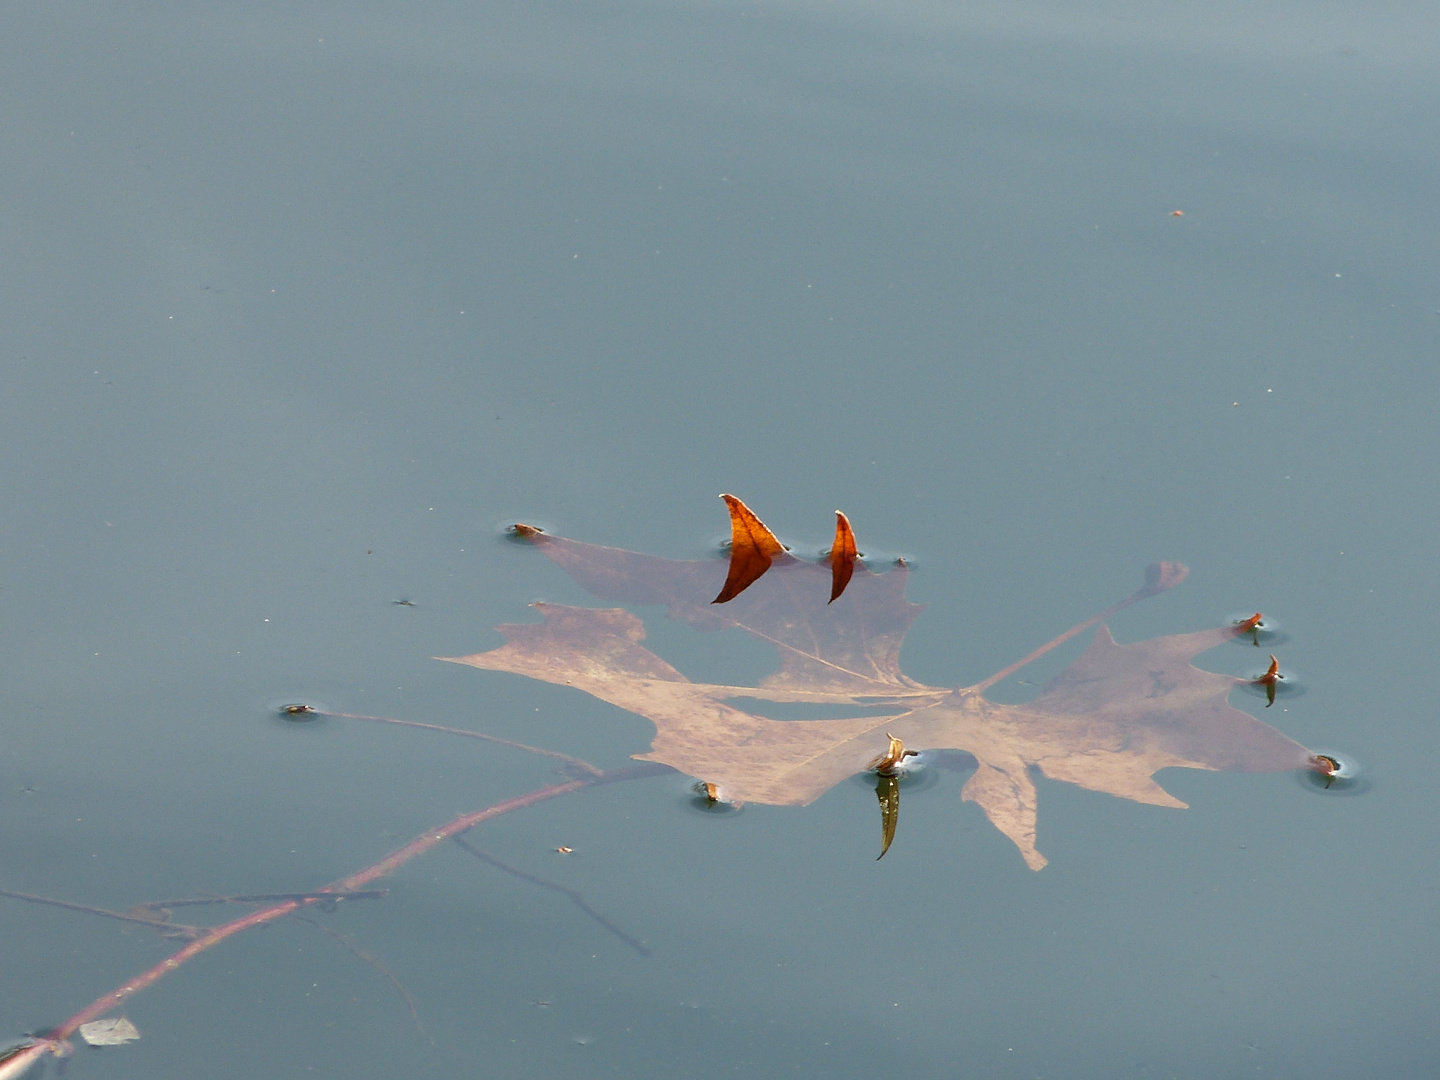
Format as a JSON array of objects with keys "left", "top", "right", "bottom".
[
  {"left": 1257, "top": 653, "right": 1281, "bottom": 707},
  {"left": 827, "top": 511, "right": 858, "bottom": 603},
  {"left": 713, "top": 495, "right": 786, "bottom": 604}
]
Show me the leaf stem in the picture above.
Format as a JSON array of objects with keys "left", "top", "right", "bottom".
[
  {"left": 969, "top": 563, "right": 1188, "bottom": 696},
  {"left": 451, "top": 837, "right": 650, "bottom": 957}
]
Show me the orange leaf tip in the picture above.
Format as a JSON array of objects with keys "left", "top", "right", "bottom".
[
  {"left": 1234, "top": 612, "right": 1264, "bottom": 636},
  {"left": 712, "top": 495, "right": 785, "bottom": 604},
  {"left": 1256, "top": 654, "right": 1281, "bottom": 707},
  {"left": 826, "top": 511, "right": 858, "bottom": 603},
  {"left": 513, "top": 523, "right": 545, "bottom": 539}
]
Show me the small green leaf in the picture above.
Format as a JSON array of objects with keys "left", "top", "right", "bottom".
[{"left": 876, "top": 774, "right": 900, "bottom": 860}]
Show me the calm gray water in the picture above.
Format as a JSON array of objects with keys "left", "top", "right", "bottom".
[{"left": 3, "top": 1, "right": 1438, "bottom": 1076}]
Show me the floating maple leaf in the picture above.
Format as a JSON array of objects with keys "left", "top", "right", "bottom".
[{"left": 446, "top": 498, "right": 1328, "bottom": 869}]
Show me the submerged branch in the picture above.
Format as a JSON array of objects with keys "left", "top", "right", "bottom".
[
  {"left": 0, "top": 887, "right": 202, "bottom": 939},
  {"left": 40, "top": 761, "right": 671, "bottom": 1048},
  {"left": 312, "top": 709, "right": 605, "bottom": 776},
  {"left": 136, "top": 890, "right": 387, "bottom": 911},
  {"left": 295, "top": 914, "right": 430, "bottom": 1043},
  {"left": 451, "top": 836, "right": 650, "bottom": 957}
]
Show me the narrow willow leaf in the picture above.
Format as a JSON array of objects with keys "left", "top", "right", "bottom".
[{"left": 875, "top": 774, "right": 900, "bottom": 860}]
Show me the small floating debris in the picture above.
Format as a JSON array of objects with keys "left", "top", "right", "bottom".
[
  {"left": 688, "top": 781, "right": 742, "bottom": 813},
  {"left": 79, "top": 1018, "right": 140, "bottom": 1047},
  {"left": 1228, "top": 613, "right": 1289, "bottom": 648},
  {"left": 1301, "top": 752, "right": 1365, "bottom": 793},
  {"left": 277, "top": 703, "right": 321, "bottom": 721}
]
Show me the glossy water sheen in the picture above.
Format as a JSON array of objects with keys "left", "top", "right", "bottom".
[{"left": 2, "top": 1, "right": 1438, "bottom": 1076}]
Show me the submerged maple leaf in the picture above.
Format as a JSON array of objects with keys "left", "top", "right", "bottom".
[{"left": 447, "top": 498, "right": 1327, "bottom": 869}]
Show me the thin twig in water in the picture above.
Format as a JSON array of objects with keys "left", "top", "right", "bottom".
[
  {"left": 136, "top": 890, "right": 387, "bottom": 911},
  {"left": 315, "top": 710, "right": 604, "bottom": 776},
  {"left": 0, "top": 887, "right": 202, "bottom": 939},
  {"left": 451, "top": 836, "right": 650, "bottom": 957},
  {"left": 33, "top": 762, "right": 671, "bottom": 1054},
  {"left": 294, "top": 914, "right": 431, "bottom": 1044}
]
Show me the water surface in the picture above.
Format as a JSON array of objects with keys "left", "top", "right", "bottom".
[{"left": 2, "top": 1, "right": 1438, "bottom": 1076}]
